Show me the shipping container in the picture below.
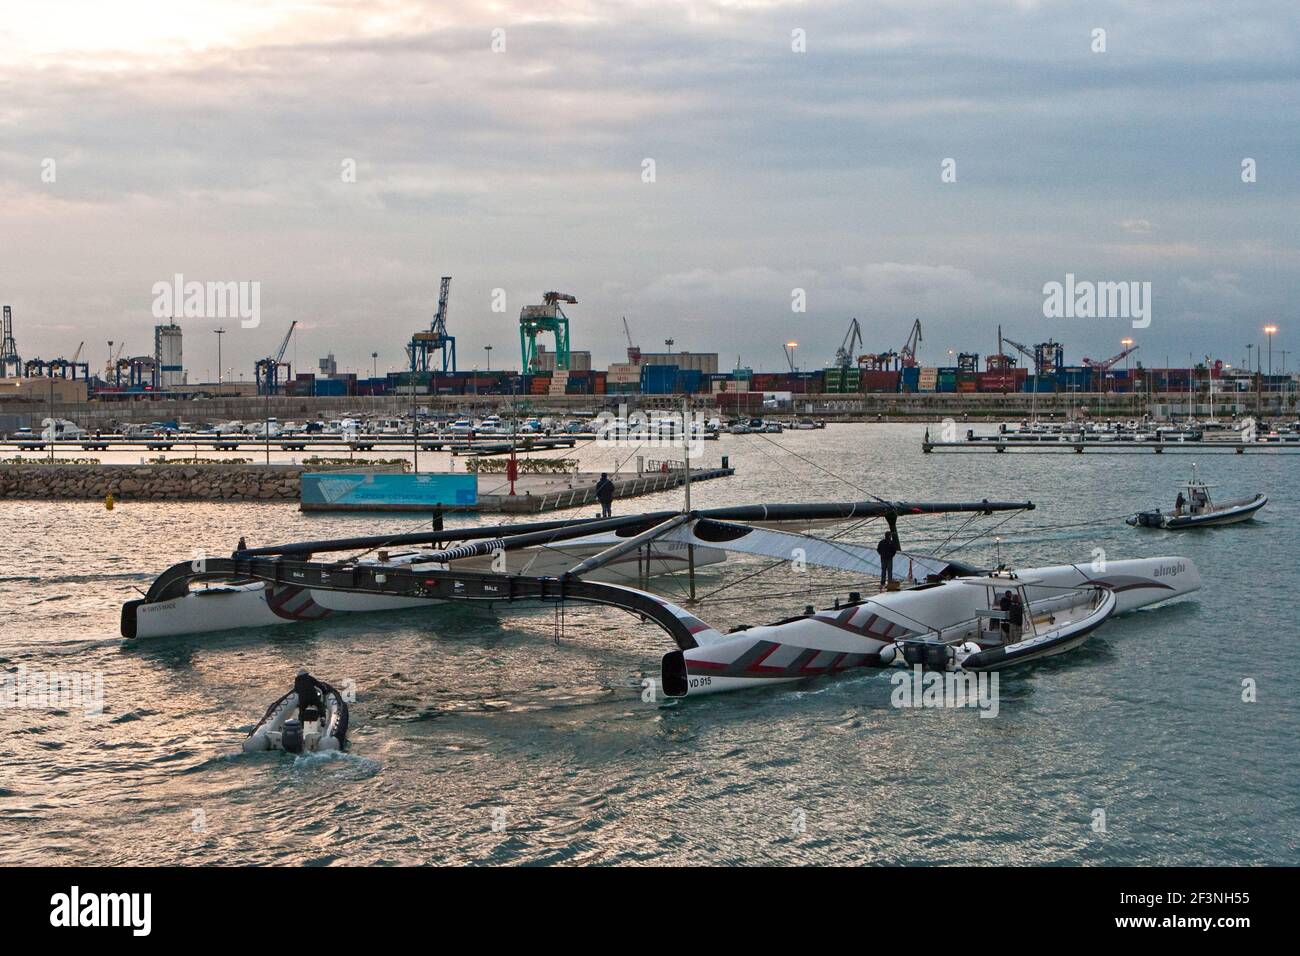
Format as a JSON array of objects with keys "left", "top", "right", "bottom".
[
  {"left": 641, "top": 363, "right": 679, "bottom": 394},
  {"left": 716, "top": 391, "right": 764, "bottom": 412},
  {"left": 314, "top": 378, "right": 349, "bottom": 397},
  {"left": 859, "top": 370, "right": 900, "bottom": 392},
  {"left": 977, "top": 372, "right": 1017, "bottom": 392}
]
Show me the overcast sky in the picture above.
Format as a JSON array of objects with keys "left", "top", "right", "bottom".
[{"left": 2, "top": 0, "right": 1298, "bottom": 379}]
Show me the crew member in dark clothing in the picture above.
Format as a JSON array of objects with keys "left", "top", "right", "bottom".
[
  {"left": 1009, "top": 591, "right": 1024, "bottom": 639},
  {"left": 595, "top": 473, "right": 615, "bottom": 518},
  {"left": 999, "top": 590, "right": 1014, "bottom": 638},
  {"left": 1174, "top": 491, "right": 1186, "bottom": 516},
  {"left": 877, "top": 531, "right": 900, "bottom": 587},
  {"left": 293, "top": 670, "right": 323, "bottom": 723}
]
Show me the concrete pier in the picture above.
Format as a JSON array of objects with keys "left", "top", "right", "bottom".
[{"left": 300, "top": 465, "right": 736, "bottom": 514}]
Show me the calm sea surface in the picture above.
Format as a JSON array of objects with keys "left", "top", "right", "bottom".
[{"left": 2, "top": 424, "right": 1297, "bottom": 865}]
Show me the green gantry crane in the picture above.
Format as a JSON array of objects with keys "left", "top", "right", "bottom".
[{"left": 520, "top": 291, "right": 574, "bottom": 373}]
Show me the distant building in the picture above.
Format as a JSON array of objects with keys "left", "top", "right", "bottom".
[
  {"left": 153, "top": 321, "right": 184, "bottom": 388},
  {"left": 531, "top": 344, "right": 592, "bottom": 372},
  {"left": 319, "top": 353, "right": 338, "bottom": 377},
  {"left": 639, "top": 351, "right": 719, "bottom": 374},
  {"left": 0, "top": 376, "right": 89, "bottom": 403}
]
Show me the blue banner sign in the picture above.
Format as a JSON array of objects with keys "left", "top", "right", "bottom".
[{"left": 301, "top": 472, "right": 478, "bottom": 508}]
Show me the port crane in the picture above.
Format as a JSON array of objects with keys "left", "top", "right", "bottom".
[
  {"left": 1, "top": 306, "right": 22, "bottom": 377},
  {"left": 21, "top": 341, "right": 91, "bottom": 380},
  {"left": 106, "top": 341, "right": 126, "bottom": 382},
  {"left": 858, "top": 318, "right": 922, "bottom": 371},
  {"left": 1084, "top": 342, "right": 1140, "bottom": 390},
  {"left": 520, "top": 291, "right": 575, "bottom": 373},
  {"left": 255, "top": 320, "right": 297, "bottom": 395},
  {"left": 899, "top": 318, "right": 922, "bottom": 367},
  {"left": 1002, "top": 335, "right": 1064, "bottom": 378},
  {"left": 621, "top": 316, "right": 641, "bottom": 364},
  {"left": 986, "top": 325, "right": 1018, "bottom": 371},
  {"left": 408, "top": 276, "right": 456, "bottom": 374},
  {"left": 57, "top": 341, "right": 90, "bottom": 379},
  {"left": 834, "top": 318, "right": 862, "bottom": 368},
  {"left": 1082, "top": 342, "right": 1139, "bottom": 371}
]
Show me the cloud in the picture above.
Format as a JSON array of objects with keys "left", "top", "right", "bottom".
[{"left": 0, "top": 0, "right": 1298, "bottom": 371}]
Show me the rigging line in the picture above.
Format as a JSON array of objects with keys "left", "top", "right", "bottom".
[
  {"left": 695, "top": 581, "right": 883, "bottom": 606},
  {"left": 614, "top": 440, "right": 646, "bottom": 473},
  {"left": 521, "top": 538, "right": 695, "bottom": 602},
  {"left": 938, "top": 508, "right": 1029, "bottom": 560},
  {"left": 693, "top": 514, "right": 884, "bottom": 603},
  {"left": 1013, "top": 510, "right": 1145, "bottom": 532},
  {"left": 925, "top": 509, "right": 984, "bottom": 558},
  {"left": 738, "top": 429, "right": 890, "bottom": 504}
]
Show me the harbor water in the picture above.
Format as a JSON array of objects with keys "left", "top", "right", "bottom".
[{"left": 2, "top": 424, "right": 1297, "bottom": 865}]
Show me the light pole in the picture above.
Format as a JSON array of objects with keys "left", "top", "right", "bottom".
[
  {"left": 1122, "top": 338, "right": 1134, "bottom": 414},
  {"left": 371, "top": 351, "right": 378, "bottom": 379},
  {"left": 214, "top": 328, "right": 225, "bottom": 397},
  {"left": 1264, "top": 325, "right": 1277, "bottom": 409},
  {"left": 484, "top": 344, "right": 492, "bottom": 371}
]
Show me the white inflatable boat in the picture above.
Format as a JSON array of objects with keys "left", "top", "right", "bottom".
[{"left": 242, "top": 672, "right": 349, "bottom": 753}]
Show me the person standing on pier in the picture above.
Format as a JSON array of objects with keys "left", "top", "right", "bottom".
[{"left": 596, "top": 473, "right": 616, "bottom": 518}]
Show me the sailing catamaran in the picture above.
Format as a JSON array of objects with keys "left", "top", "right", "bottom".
[{"left": 123, "top": 497, "right": 1201, "bottom": 698}]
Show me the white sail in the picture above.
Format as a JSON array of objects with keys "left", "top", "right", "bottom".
[{"left": 657, "top": 519, "right": 951, "bottom": 581}]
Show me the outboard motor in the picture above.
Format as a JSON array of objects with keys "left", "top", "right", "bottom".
[
  {"left": 280, "top": 718, "right": 304, "bottom": 754},
  {"left": 901, "top": 641, "right": 952, "bottom": 670},
  {"left": 923, "top": 643, "right": 950, "bottom": 670}
]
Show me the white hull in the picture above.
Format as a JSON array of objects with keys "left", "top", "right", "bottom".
[
  {"left": 128, "top": 540, "right": 727, "bottom": 639},
  {"left": 667, "top": 557, "right": 1200, "bottom": 696},
  {"left": 1130, "top": 494, "right": 1266, "bottom": 529}
]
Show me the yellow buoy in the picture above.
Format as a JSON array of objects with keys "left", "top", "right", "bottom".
[{"left": 105, "top": 492, "right": 115, "bottom": 510}]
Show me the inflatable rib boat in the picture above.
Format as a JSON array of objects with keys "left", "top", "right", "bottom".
[
  {"left": 242, "top": 672, "right": 349, "bottom": 753},
  {"left": 878, "top": 576, "right": 1116, "bottom": 673}
]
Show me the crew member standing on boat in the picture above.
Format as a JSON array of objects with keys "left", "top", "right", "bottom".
[
  {"left": 877, "top": 531, "right": 899, "bottom": 587},
  {"left": 596, "top": 473, "right": 616, "bottom": 518},
  {"left": 1174, "top": 491, "right": 1186, "bottom": 516},
  {"left": 1008, "top": 591, "right": 1024, "bottom": 640},
  {"left": 293, "top": 670, "right": 323, "bottom": 723}
]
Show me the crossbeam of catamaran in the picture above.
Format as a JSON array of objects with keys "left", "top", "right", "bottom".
[{"left": 232, "top": 499, "right": 1035, "bottom": 558}]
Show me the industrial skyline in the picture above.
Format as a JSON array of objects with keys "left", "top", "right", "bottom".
[{"left": 2, "top": 1, "right": 1296, "bottom": 378}]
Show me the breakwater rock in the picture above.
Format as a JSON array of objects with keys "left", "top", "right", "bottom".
[{"left": 0, "top": 463, "right": 365, "bottom": 501}]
